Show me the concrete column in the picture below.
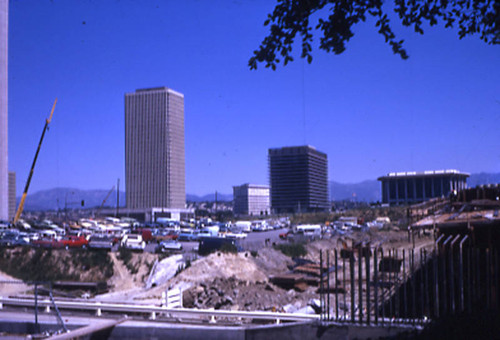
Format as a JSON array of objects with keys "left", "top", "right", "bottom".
[
  {"left": 404, "top": 179, "right": 408, "bottom": 204},
  {"left": 413, "top": 178, "right": 417, "bottom": 201},
  {"left": 395, "top": 180, "right": 399, "bottom": 204},
  {"left": 0, "top": 0, "right": 8, "bottom": 220}
]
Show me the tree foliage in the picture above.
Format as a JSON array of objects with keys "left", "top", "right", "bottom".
[{"left": 249, "top": 0, "right": 499, "bottom": 70}]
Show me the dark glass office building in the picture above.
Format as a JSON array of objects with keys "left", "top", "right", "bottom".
[{"left": 269, "top": 145, "right": 329, "bottom": 213}]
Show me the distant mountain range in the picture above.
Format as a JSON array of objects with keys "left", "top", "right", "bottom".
[
  {"left": 330, "top": 180, "right": 381, "bottom": 202},
  {"left": 187, "top": 193, "right": 233, "bottom": 202},
  {"left": 17, "top": 188, "right": 126, "bottom": 212},
  {"left": 17, "top": 172, "right": 500, "bottom": 211},
  {"left": 467, "top": 172, "right": 500, "bottom": 187}
]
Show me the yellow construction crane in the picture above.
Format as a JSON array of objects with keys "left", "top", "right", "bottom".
[
  {"left": 13, "top": 99, "right": 57, "bottom": 223},
  {"left": 96, "top": 185, "right": 115, "bottom": 217}
]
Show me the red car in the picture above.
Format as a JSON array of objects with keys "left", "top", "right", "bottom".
[
  {"left": 153, "top": 230, "right": 179, "bottom": 242},
  {"left": 33, "top": 238, "right": 64, "bottom": 249},
  {"left": 61, "top": 235, "right": 89, "bottom": 249},
  {"left": 279, "top": 231, "right": 292, "bottom": 240},
  {"left": 134, "top": 228, "right": 153, "bottom": 243}
]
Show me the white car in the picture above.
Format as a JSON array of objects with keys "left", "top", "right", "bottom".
[
  {"left": 156, "top": 240, "right": 183, "bottom": 253},
  {"left": 197, "top": 231, "right": 213, "bottom": 239},
  {"left": 121, "top": 234, "right": 146, "bottom": 251},
  {"left": 224, "top": 232, "right": 247, "bottom": 240}
]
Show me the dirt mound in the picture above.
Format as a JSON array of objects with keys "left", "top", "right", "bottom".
[
  {"left": 169, "top": 252, "right": 267, "bottom": 287},
  {"left": 183, "top": 276, "right": 317, "bottom": 312},
  {"left": 164, "top": 248, "right": 317, "bottom": 311},
  {"left": 250, "top": 247, "right": 293, "bottom": 276}
]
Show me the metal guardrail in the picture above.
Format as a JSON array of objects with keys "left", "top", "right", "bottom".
[{"left": 0, "top": 296, "right": 320, "bottom": 324}]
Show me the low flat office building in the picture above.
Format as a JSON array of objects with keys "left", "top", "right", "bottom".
[
  {"left": 378, "top": 169, "right": 469, "bottom": 205},
  {"left": 233, "top": 184, "right": 270, "bottom": 216}
]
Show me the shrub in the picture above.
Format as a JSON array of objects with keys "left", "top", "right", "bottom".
[
  {"left": 118, "top": 248, "right": 133, "bottom": 265},
  {"left": 175, "top": 264, "right": 185, "bottom": 276},
  {"left": 274, "top": 243, "right": 307, "bottom": 258},
  {"left": 0, "top": 248, "right": 114, "bottom": 282},
  {"left": 220, "top": 242, "right": 238, "bottom": 254}
]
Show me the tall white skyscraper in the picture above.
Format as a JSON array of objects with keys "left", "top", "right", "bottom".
[
  {"left": 125, "top": 87, "right": 186, "bottom": 210},
  {"left": 0, "top": 0, "right": 8, "bottom": 220}
]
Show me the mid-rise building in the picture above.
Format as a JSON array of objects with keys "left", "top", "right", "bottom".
[
  {"left": 124, "top": 87, "right": 186, "bottom": 219},
  {"left": 233, "top": 184, "right": 270, "bottom": 216},
  {"left": 268, "top": 145, "right": 329, "bottom": 213},
  {"left": 0, "top": 0, "right": 8, "bottom": 220},
  {"left": 378, "top": 169, "right": 469, "bottom": 205}
]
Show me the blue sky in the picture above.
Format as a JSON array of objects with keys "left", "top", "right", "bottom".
[{"left": 7, "top": 0, "right": 500, "bottom": 196}]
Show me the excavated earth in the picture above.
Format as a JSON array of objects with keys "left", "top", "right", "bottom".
[{"left": 0, "top": 230, "right": 434, "bottom": 313}]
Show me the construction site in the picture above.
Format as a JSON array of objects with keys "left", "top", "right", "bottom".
[{"left": 0, "top": 184, "right": 499, "bottom": 339}]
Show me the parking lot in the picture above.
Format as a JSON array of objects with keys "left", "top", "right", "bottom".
[{"left": 143, "top": 227, "right": 287, "bottom": 254}]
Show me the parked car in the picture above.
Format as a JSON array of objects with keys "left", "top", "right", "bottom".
[
  {"left": 178, "top": 230, "right": 199, "bottom": 241},
  {"left": 133, "top": 228, "right": 153, "bottom": 243},
  {"left": 234, "top": 221, "right": 252, "bottom": 233},
  {"left": 0, "top": 232, "right": 30, "bottom": 247},
  {"left": 61, "top": 235, "right": 89, "bottom": 249},
  {"left": 251, "top": 220, "right": 269, "bottom": 232},
  {"left": 224, "top": 232, "right": 247, "bottom": 240},
  {"left": 14, "top": 219, "right": 31, "bottom": 230},
  {"left": 155, "top": 240, "right": 183, "bottom": 253},
  {"left": 0, "top": 220, "right": 11, "bottom": 230},
  {"left": 279, "top": 231, "right": 291, "bottom": 240},
  {"left": 33, "top": 237, "right": 64, "bottom": 249},
  {"left": 197, "top": 230, "right": 213, "bottom": 239},
  {"left": 120, "top": 234, "right": 146, "bottom": 251},
  {"left": 198, "top": 237, "right": 242, "bottom": 256},
  {"left": 88, "top": 235, "right": 115, "bottom": 250},
  {"left": 152, "top": 229, "right": 179, "bottom": 242}
]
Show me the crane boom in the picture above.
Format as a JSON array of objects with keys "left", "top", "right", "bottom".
[
  {"left": 97, "top": 186, "right": 115, "bottom": 217},
  {"left": 13, "top": 99, "right": 58, "bottom": 223}
]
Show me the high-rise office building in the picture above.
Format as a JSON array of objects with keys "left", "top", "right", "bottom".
[
  {"left": 269, "top": 145, "right": 329, "bottom": 213},
  {"left": 233, "top": 183, "right": 270, "bottom": 216},
  {"left": 8, "top": 171, "right": 15, "bottom": 220},
  {"left": 0, "top": 0, "right": 8, "bottom": 220},
  {"left": 125, "top": 87, "right": 186, "bottom": 211}
]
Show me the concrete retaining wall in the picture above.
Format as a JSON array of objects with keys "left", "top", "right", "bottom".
[{"left": 0, "top": 319, "right": 419, "bottom": 339}]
